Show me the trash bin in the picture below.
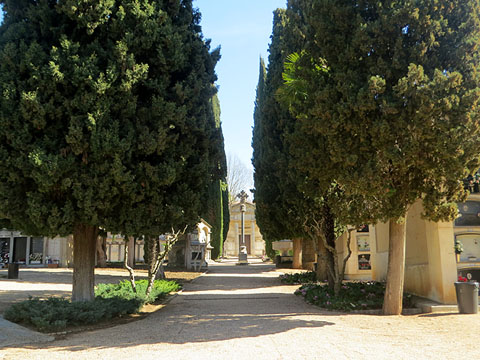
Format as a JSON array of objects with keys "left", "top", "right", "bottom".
[
  {"left": 455, "top": 281, "right": 479, "bottom": 314},
  {"left": 7, "top": 263, "right": 19, "bottom": 279}
]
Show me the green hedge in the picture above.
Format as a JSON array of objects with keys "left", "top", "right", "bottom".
[
  {"left": 295, "top": 281, "right": 414, "bottom": 312},
  {"left": 4, "top": 279, "right": 181, "bottom": 332},
  {"left": 279, "top": 271, "right": 316, "bottom": 284}
]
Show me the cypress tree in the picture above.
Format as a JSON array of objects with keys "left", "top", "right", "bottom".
[
  {"left": 254, "top": 9, "right": 339, "bottom": 278},
  {"left": 253, "top": 11, "right": 297, "bottom": 260},
  {"left": 204, "top": 94, "right": 228, "bottom": 259},
  {"left": 281, "top": 0, "right": 480, "bottom": 314},
  {"left": 0, "top": 0, "right": 219, "bottom": 301}
]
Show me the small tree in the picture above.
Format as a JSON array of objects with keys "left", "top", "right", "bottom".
[
  {"left": 227, "top": 154, "right": 252, "bottom": 202},
  {"left": 143, "top": 229, "right": 186, "bottom": 298},
  {"left": 123, "top": 237, "right": 136, "bottom": 293}
]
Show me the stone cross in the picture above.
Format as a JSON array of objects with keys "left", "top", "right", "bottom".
[{"left": 236, "top": 190, "right": 249, "bottom": 204}]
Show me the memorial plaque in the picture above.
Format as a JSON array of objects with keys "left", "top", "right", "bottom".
[
  {"left": 357, "top": 237, "right": 370, "bottom": 252},
  {"left": 358, "top": 254, "right": 371, "bottom": 270}
]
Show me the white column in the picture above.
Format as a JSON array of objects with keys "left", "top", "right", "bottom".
[
  {"left": 42, "top": 238, "right": 47, "bottom": 265},
  {"left": 26, "top": 237, "right": 31, "bottom": 265},
  {"left": 8, "top": 232, "right": 14, "bottom": 263},
  {"left": 235, "top": 223, "right": 239, "bottom": 255}
]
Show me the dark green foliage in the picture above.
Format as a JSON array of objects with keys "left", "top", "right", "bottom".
[
  {"left": 282, "top": 0, "right": 480, "bottom": 224},
  {"left": 253, "top": 7, "right": 355, "bottom": 291},
  {"left": 263, "top": 235, "right": 276, "bottom": 260},
  {"left": 203, "top": 95, "right": 228, "bottom": 259},
  {"left": 253, "top": 10, "right": 305, "bottom": 244},
  {"left": 4, "top": 279, "right": 180, "bottom": 332},
  {"left": 279, "top": 271, "right": 316, "bottom": 284},
  {"left": 4, "top": 297, "right": 142, "bottom": 333},
  {"left": 0, "top": 0, "right": 218, "bottom": 236},
  {"left": 295, "top": 282, "right": 414, "bottom": 312},
  {"left": 207, "top": 180, "right": 224, "bottom": 259},
  {"left": 0, "top": 0, "right": 220, "bottom": 298},
  {"left": 276, "top": 0, "right": 480, "bottom": 306},
  {"left": 222, "top": 182, "right": 230, "bottom": 247}
]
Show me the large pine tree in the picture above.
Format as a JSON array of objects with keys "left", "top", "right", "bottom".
[
  {"left": 281, "top": 0, "right": 480, "bottom": 314},
  {"left": 0, "top": 0, "right": 219, "bottom": 301}
]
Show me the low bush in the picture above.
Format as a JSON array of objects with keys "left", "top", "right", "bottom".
[
  {"left": 295, "top": 281, "right": 414, "bottom": 312},
  {"left": 96, "top": 279, "right": 181, "bottom": 304},
  {"left": 4, "top": 279, "right": 181, "bottom": 333},
  {"left": 279, "top": 271, "right": 316, "bottom": 284},
  {"left": 4, "top": 297, "right": 143, "bottom": 333}
]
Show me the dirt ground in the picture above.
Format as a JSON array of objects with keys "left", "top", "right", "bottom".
[
  {"left": 0, "top": 267, "right": 202, "bottom": 314},
  {"left": 2, "top": 259, "right": 480, "bottom": 359}
]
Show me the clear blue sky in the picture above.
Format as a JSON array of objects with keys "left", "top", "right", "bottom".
[
  {"left": 194, "top": 0, "right": 286, "bottom": 172},
  {"left": 0, "top": 1, "right": 287, "bottom": 171}
]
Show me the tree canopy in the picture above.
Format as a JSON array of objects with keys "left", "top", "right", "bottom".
[
  {"left": 281, "top": 0, "right": 480, "bottom": 313},
  {"left": 0, "top": 0, "right": 220, "bottom": 300}
]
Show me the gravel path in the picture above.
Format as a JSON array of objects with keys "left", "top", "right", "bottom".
[{"left": 1, "top": 259, "right": 480, "bottom": 359}]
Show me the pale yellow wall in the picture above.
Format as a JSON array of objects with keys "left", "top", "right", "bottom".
[
  {"left": 406, "top": 203, "right": 429, "bottom": 264},
  {"left": 339, "top": 228, "right": 376, "bottom": 281},
  {"left": 337, "top": 200, "right": 457, "bottom": 304},
  {"left": 404, "top": 201, "right": 432, "bottom": 299},
  {"left": 373, "top": 222, "right": 389, "bottom": 281},
  {"left": 402, "top": 201, "right": 457, "bottom": 304},
  {"left": 225, "top": 202, "right": 265, "bottom": 256}
]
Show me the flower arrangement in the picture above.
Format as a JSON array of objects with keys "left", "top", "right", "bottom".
[
  {"left": 454, "top": 239, "right": 464, "bottom": 255},
  {"left": 29, "top": 253, "right": 43, "bottom": 262},
  {"left": 458, "top": 275, "right": 468, "bottom": 282}
]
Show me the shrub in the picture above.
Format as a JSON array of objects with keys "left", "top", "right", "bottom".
[
  {"left": 4, "top": 279, "right": 181, "bottom": 332},
  {"left": 96, "top": 279, "right": 181, "bottom": 304},
  {"left": 295, "top": 281, "right": 414, "bottom": 312},
  {"left": 279, "top": 271, "right": 316, "bottom": 284},
  {"left": 4, "top": 297, "right": 142, "bottom": 333}
]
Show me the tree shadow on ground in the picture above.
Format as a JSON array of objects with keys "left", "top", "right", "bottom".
[
  {"left": 8, "top": 292, "right": 335, "bottom": 352},
  {"left": 418, "top": 312, "right": 461, "bottom": 318}
]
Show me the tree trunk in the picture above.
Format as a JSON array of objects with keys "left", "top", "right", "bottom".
[
  {"left": 323, "top": 207, "right": 337, "bottom": 291},
  {"left": 156, "top": 264, "right": 165, "bottom": 280},
  {"left": 96, "top": 235, "right": 107, "bottom": 268},
  {"left": 383, "top": 219, "right": 407, "bottom": 315},
  {"left": 124, "top": 242, "right": 136, "bottom": 293},
  {"left": 72, "top": 224, "right": 98, "bottom": 302},
  {"left": 145, "top": 236, "right": 158, "bottom": 298},
  {"left": 292, "top": 238, "right": 302, "bottom": 269},
  {"left": 315, "top": 239, "right": 329, "bottom": 281}
]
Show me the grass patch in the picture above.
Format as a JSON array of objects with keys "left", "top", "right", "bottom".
[
  {"left": 4, "top": 279, "right": 181, "bottom": 333},
  {"left": 295, "top": 281, "right": 414, "bottom": 312},
  {"left": 279, "top": 271, "right": 316, "bottom": 284}
]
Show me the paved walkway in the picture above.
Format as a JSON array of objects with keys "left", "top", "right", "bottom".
[{"left": 2, "top": 259, "right": 480, "bottom": 359}]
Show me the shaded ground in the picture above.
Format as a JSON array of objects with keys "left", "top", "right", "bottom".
[
  {"left": 2, "top": 259, "right": 480, "bottom": 359},
  {"left": 0, "top": 267, "right": 202, "bottom": 314}
]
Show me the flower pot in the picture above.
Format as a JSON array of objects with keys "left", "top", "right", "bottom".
[{"left": 47, "top": 263, "right": 59, "bottom": 268}]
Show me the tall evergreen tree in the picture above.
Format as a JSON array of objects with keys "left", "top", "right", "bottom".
[
  {"left": 204, "top": 94, "right": 229, "bottom": 259},
  {"left": 0, "top": 0, "right": 219, "bottom": 301},
  {"left": 253, "top": 11, "right": 302, "bottom": 260},
  {"left": 281, "top": 0, "right": 480, "bottom": 314}
]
